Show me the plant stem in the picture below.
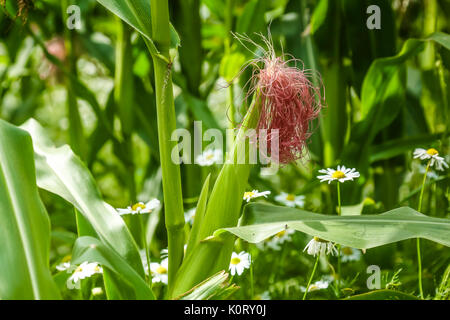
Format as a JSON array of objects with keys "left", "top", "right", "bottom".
[
  {"left": 250, "top": 254, "right": 254, "bottom": 299},
  {"left": 150, "top": 0, "right": 185, "bottom": 291},
  {"left": 336, "top": 182, "right": 341, "bottom": 295},
  {"left": 225, "top": 0, "right": 236, "bottom": 129},
  {"left": 302, "top": 254, "right": 320, "bottom": 300},
  {"left": 417, "top": 160, "right": 431, "bottom": 299},
  {"left": 61, "top": 0, "right": 85, "bottom": 159}
]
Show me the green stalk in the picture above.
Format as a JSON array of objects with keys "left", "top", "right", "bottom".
[
  {"left": 250, "top": 256, "right": 254, "bottom": 299},
  {"left": 226, "top": 0, "right": 236, "bottom": 129},
  {"left": 149, "top": 0, "right": 185, "bottom": 291},
  {"left": 417, "top": 160, "right": 431, "bottom": 299},
  {"left": 336, "top": 182, "right": 341, "bottom": 295},
  {"left": 115, "top": 19, "right": 141, "bottom": 243},
  {"left": 302, "top": 254, "right": 320, "bottom": 300},
  {"left": 61, "top": 0, "right": 85, "bottom": 159},
  {"left": 115, "top": 19, "right": 134, "bottom": 137},
  {"left": 420, "top": 0, "right": 437, "bottom": 70}
]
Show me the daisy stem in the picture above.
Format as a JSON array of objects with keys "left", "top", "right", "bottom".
[
  {"left": 250, "top": 256, "right": 254, "bottom": 299},
  {"left": 303, "top": 254, "right": 320, "bottom": 300},
  {"left": 139, "top": 214, "right": 152, "bottom": 287},
  {"left": 336, "top": 182, "right": 342, "bottom": 295},
  {"left": 416, "top": 160, "right": 431, "bottom": 299}
]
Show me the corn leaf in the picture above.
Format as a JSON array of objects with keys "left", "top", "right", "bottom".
[
  {"left": 20, "top": 119, "right": 145, "bottom": 277},
  {"left": 214, "top": 203, "right": 450, "bottom": 249},
  {"left": 71, "top": 237, "right": 154, "bottom": 300},
  {"left": 0, "top": 119, "right": 60, "bottom": 299}
]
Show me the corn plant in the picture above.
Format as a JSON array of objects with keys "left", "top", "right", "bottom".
[{"left": 0, "top": 0, "right": 449, "bottom": 301}]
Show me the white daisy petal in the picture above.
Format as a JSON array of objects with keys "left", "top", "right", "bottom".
[
  {"left": 229, "top": 251, "right": 251, "bottom": 276},
  {"left": 116, "top": 199, "right": 160, "bottom": 215},
  {"left": 317, "top": 166, "right": 360, "bottom": 184},
  {"left": 304, "top": 237, "right": 337, "bottom": 257},
  {"left": 243, "top": 190, "right": 271, "bottom": 202},
  {"left": 413, "top": 148, "right": 448, "bottom": 171}
]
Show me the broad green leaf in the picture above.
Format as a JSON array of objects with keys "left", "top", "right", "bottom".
[
  {"left": 175, "top": 271, "right": 238, "bottom": 300},
  {"left": 344, "top": 290, "right": 418, "bottom": 300},
  {"left": 341, "top": 202, "right": 364, "bottom": 216},
  {"left": 95, "top": 0, "right": 180, "bottom": 59},
  {"left": 185, "top": 174, "right": 211, "bottom": 258},
  {"left": 71, "top": 237, "right": 154, "bottom": 300},
  {"left": 0, "top": 120, "right": 60, "bottom": 299},
  {"left": 20, "top": 119, "right": 145, "bottom": 277},
  {"left": 214, "top": 203, "right": 450, "bottom": 249}
]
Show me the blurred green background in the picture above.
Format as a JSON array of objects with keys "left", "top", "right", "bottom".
[{"left": 0, "top": 0, "right": 449, "bottom": 299}]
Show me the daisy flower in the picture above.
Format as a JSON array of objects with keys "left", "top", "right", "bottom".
[
  {"left": 116, "top": 199, "right": 160, "bottom": 215},
  {"left": 91, "top": 287, "right": 103, "bottom": 296},
  {"left": 317, "top": 165, "right": 360, "bottom": 184},
  {"left": 275, "top": 192, "right": 305, "bottom": 208},
  {"left": 196, "top": 149, "right": 223, "bottom": 166},
  {"left": 304, "top": 237, "right": 338, "bottom": 257},
  {"left": 413, "top": 148, "right": 448, "bottom": 171},
  {"left": 68, "top": 262, "right": 103, "bottom": 289},
  {"left": 243, "top": 190, "right": 271, "bottom": 202},
  {"left": 265, "top": 229, "right": 295, "bottom": 250},
  {"left": 56, "top": 261, "right": 71, "bottom": 272},
  {"left": 150, "top": 258, "right": 168, "bottom": 285},
  {"left": 300, "top": 280, "right": 330, "bottom": 292},
  {"left": 341, "top": 247, "right": 362, "bottom": 263},
  {"left": 184, "top": 207, "right": 196, "bottom": 225},
  {"left": 229, "top": 251, "right": 251, "bottom": 276}
]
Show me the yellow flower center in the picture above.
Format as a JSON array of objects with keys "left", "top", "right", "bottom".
[
  {"left": 156, "top": 266, "right": 167, "bottom": 274},
  {"left": 131, "top": 203, "right": 146, "bottom": 211},
  {"left": 75, "top": 266, "right": 83, "bottom": 273},
  {"left": 94, "top": 266, "right": 101, "bottom": 272},
  {"left": 285, "top": 194, "right": 295, "bottom": 201},
  {"left": 426, "top": 148, "right": 439, "bottom": 156},
  {"left": 332, "top": 171, "right": 346, "bottom": 179},
  {"left": 313, "top": 236, "right": 328, "bottom": 243},
  {"left": 206, "top": 153, "right": 214, "bottom": 160},
  {"left": 276, "top": 230, "right": 286, "bottom": 237},
  {"left": 244, "top": 192, "right": 255, "bottom": 198},
  {"left": 230, "top": 257, "right": 241, "bottom": 265},
  {"left": 342, "top": 247, "right": 353, "bottom": 255}
]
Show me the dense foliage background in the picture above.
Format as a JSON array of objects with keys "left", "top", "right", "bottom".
[{"left": 0, "top": 0, "right": 449, "bottom": 300}]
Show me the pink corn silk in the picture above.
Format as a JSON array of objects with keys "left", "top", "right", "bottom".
[{"left": 255, "top": 55, "right": 324, "bottom": 164}]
